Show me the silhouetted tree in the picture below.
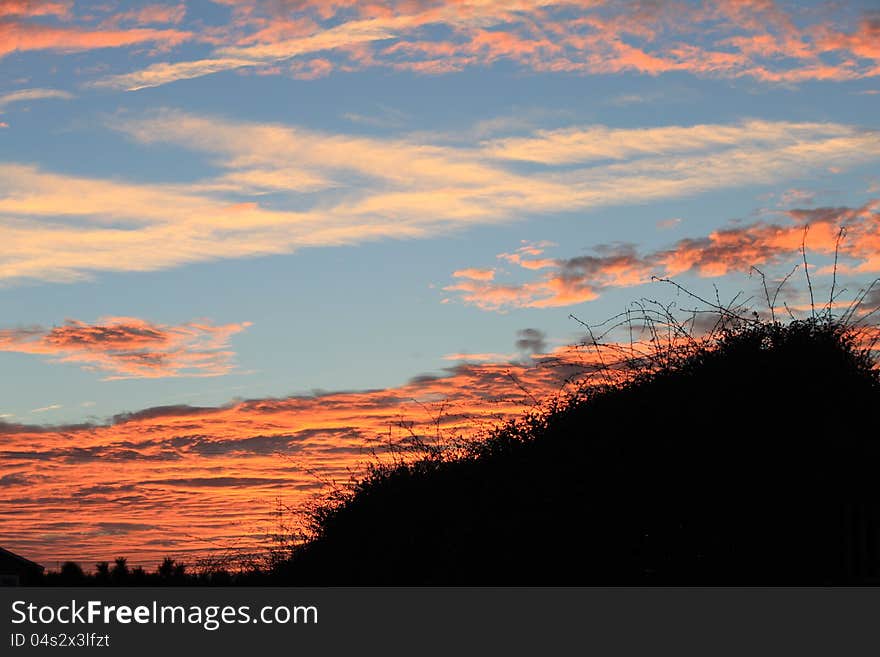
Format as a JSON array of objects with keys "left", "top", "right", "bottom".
[
  {"left": 111, "top": 557, "right": 129, "bottom": 583},
  {"left": 94, "top": 561, "right": 110, "bottom": 584},
  {"left": 157, "top": 557, "right": 176, "bottom": 579},
  {"left": 59, "top": 561, "right": 85, "bottom": 584},
  {"left": 130, "top": 566, "right": 147, "bottom": 584}
]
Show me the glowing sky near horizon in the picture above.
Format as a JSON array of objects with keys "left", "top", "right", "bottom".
[{"left": 1, "top": 0, "right": 879, "bottom": 566}]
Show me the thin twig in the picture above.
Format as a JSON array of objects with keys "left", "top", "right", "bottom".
[{"left": 801, "top": 225, "right": 815, "bottom": 319}]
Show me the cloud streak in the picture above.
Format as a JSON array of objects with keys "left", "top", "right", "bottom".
[
  {"left": 1, "top": 111, "right": 877, "bottom": 285},
  {"left": 0, "top": 317, "right": 251, "bottom": 379},
  {"left": 92, "top": 16, "right": 401, "bottom": 90},
  {"left": 0, "top": 88, "right": 72, "bottom": 110},
  {"left": 0, "top": 20, "right": 192, "bottom": 60}
]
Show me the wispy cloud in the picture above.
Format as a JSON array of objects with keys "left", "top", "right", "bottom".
[
  {"left": 1, "top": 1, "right": 878, "bottom": 91},
  {"left": 1, "top": 111, "right": 877, "bottom": 284},
  {"left": 101, "top": 3, "right": 187, "bottom": 28},
  {"left": 0, "top": 317, "right": 251, "bottom": 379},
  {"left": 85, "top": 1, "right": 880, "bottom": 91},
  {"left": 657, "top": 217, "right": 683, "bottom": 230},
  {"left": 30, "top": 404, "right": 62, "bottom": 414},
  {"left": 0, "top": 88, "right": 73, "bottom": 110},
  {"left": 91, "top": 16, "right": 402, "bottom": 90},
  {"left": 341, "top": 104, "right": 410, "bottom": 129},
  {"left": 480, "top": 120, "right": 862, "bottom": 165}
]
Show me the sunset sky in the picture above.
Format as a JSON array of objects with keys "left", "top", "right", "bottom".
[{"left": 1, "top": 0, "right": 879, "bottom": 566}]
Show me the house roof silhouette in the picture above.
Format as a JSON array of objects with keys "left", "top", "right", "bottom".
[{"left": 0, "top": 547, "right": 44, "bottom": 585}]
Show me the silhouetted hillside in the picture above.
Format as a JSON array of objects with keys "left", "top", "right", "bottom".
[{"left": 279, "top": 318, "right": 880, "bottom": 584}]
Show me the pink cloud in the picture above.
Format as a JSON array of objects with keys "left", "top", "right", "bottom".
[
  {"left": 103, "top": 4, "right": 187, "bottom": 27},
  {"left": 0, "top": 0, "right": 71, "bottom": 19},
  {"left": 0, "top": 21, "right": 192, "bottom": 59},
  {"left": 289, "top": 57, "right": 333, "bottom": 79},
  {"left": 90, "top": 0, "right": 880, "bottom": 90}
]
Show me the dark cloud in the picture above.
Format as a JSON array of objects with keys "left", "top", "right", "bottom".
[
  {"left": 860, "top": 286, "right": 880, "bottom": 310},
  {"left": 0, "top": 445, "right": 181, "bottom": 463},
  {"left": 560, "top": 244, "right": 641, "bottom": 278},
  {"left": 185, "top": 434, "right": 298, "bottom": 456},
  {"left": 0, "top": 472, "right": 32, "bottom": 487},
  {"left": 788, "top": 205, "right": 867, "bottom": 224},
  {"left": 0, "top": 419, "right": 95, "bottom": 435},
  {"left": 111, "top": 404, "right": 219, "bottom": 424},
  {"left": 43, "top": 321, "right": 167, "bottom": 349},
  {"left": 515, "top": 328, "right": 547, "bottom": 355},
  {"left": 93, "top": 522, "right": 156, "bottom": 536},
  {"left": 172, "top": 429, "right": 359, "bottom": 456},
  {"left": 72, "top": 483, "right": 138, "bottom": 497},
  {"left": 144, "top": 477, "right": 296, "bottom": 488},
  {"left": 0, "top": 318, "right": 248, "bottom": 379}
]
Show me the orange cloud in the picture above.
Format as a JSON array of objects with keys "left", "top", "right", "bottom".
[
  {"left": 447, "top": 199, "right": 880, "bottom": 310},
  {"left": 0, "top": 346, "right": 594, "bottom": 566},
  {"left": 1, "top": 0, "right": 877, "bottom": 89},
  {"left": 452, "top": 267, "right": 495, "bottom": 281},
  {"left": 289, "top": 56, "right": 333, "bottom": 79},
  {"left": 498, "top": 244, "right": 557, "bottom": 270},
  {"left": 0, "top": 0, "right": 70, "bottom": 19},
  {"left": 0, "top": 317, "right": 251, "bottom": 379},
  {"left": 816, "top": 15, "right": 880, "bottom": 63},
  {"left": 0, "top": 20, "right": 192, "bottom": 59}
]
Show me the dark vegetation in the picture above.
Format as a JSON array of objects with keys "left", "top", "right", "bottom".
[
  {"left": 38, "top": 557, "right": 268, "bottom": 586},
  {"left": 279, "top": 316, "right": 880, "bottom": 584},
  {"left": 24, "top": 271, "right": 880, "bottom": 585}
]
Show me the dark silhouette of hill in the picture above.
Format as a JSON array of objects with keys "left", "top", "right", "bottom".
[{"left": 275, "top": 317, "right": 880, "bottom": 585}]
